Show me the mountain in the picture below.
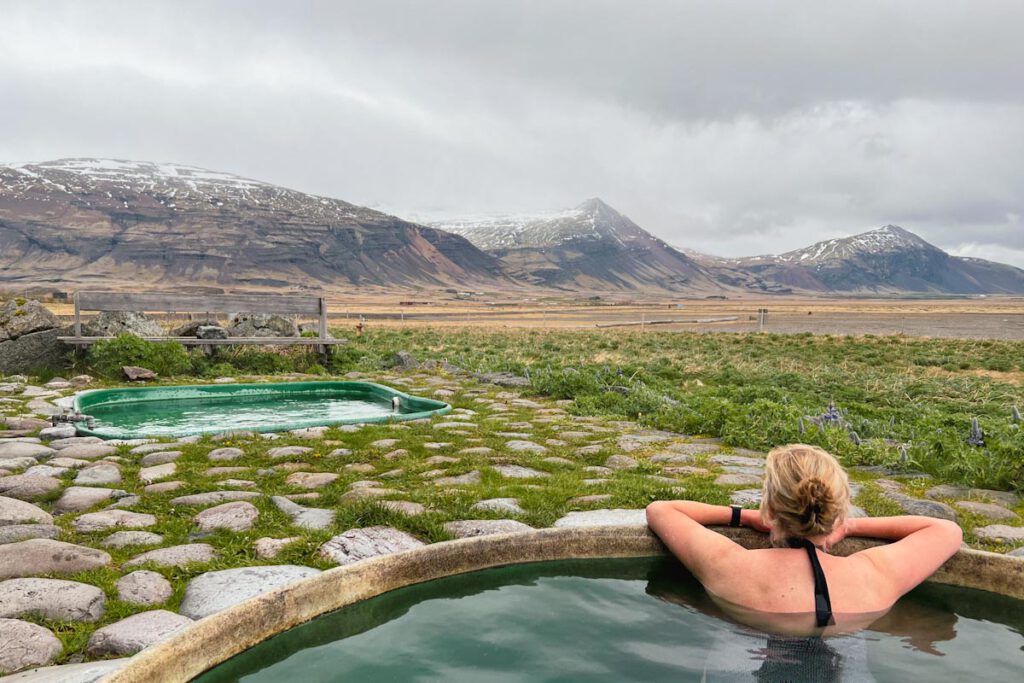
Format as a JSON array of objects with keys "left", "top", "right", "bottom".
[
  {"left": 0, "top": 159, "right": 507, "bottom": 291},
  {"left": 432, "top": 199, "right": 722, "bottom": 292},
  {"left": 721, "top": 225, "right": 1024, "bottom": 294}
]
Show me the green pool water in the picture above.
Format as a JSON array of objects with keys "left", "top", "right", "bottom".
[
  {"left": 194, "top": 558, "right": 1024, "bottom": 682},
  {"left": 73, "top": 381, "right": 451, "bottom": 438}
]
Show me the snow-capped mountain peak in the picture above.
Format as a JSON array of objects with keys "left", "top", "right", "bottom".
[{"left": 777, "top": 225, "right": 934, "bottom": 264}]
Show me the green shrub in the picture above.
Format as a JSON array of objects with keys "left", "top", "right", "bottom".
[{"left": 87, "top": 335, "right": 192, "bottom": 378}]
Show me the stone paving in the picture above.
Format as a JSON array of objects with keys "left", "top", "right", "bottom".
[{"left": 0, "top": 370, "right": 1021, "bottom": 677}]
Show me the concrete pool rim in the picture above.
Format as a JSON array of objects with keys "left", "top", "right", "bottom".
[
  {"left": 72, "top": 380, "right": 452, "bottom": 438},
  {"left": 101, "top": 525, "right": 1024, "bottom": 683}
]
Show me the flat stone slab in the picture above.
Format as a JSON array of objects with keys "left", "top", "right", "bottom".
[
  {"left": 0, "top": 498, "right": 52, "bottom": 527},
  {"left": 710, "top": 455, "right": 766, "bottom": 467},
  {"left": 0, "top": 476, "right": 61, "bottom": 501},
  {"left": 731, "top": 489, "right": 764, "bottom": 506},
  {"left": 46, "top": 436, "right": 104, "bottom": 449},
  {"left": 179, "top": 565, "right": 322, "bottom": 620},
  {"left": 0, "top": 578, "right": 106, "bottom": 622},
  {"left": 271, "top": 496, "right": 335, "bottom": 530},
  {"left": 925, "top": 485, "right": 1020, "bottom": 508},
  {"left": 101, "top": 531, "right": 164, "bottom": 548},
  {"left": 56, "top": 444, "right": 116, "bottom": 460},
  {"left": 169, "top": 491, "right": 261, "bottom": 507},
  {"left": 116, "top": 571, "right": 173, "bottom": 606},
  {"left": 492, "top": 465, "right": 549, "bottom": 479},
  {"left": 715, "top": 473, "right": 763, "bottom": 486},
  {"left": 471, "top": 498, "right": 525, "bottom": 515},
  {"left": 285, "top": 472, "right": 339, "bottom": 489},
  {"left": 973, "top": 525, "right": 1024, "bottom": 543},
  {"left": 319, "top": 526, "right": 425, "bottom": 566},
  {"left": 53, "top": 487, "right": 129, "bottom": 513},
  {"left": 604, "top": 455, "right": 639, "bottom": 470},
  {"left": 876, "top": 481, "right": 957, "bottom": 522},
  {"left": 207, "top": 447, "right": 244, "bottom": 462},
  {"left": 194, "top": 501, "right": 259, "bottom": 532},
  {"left": 125, "top": 543, "right": 218, "bottom": 568},
  {"left": 553, "top": 509, "right": 647, "bottom": 528},
  {"left": 254, "top": 537, "right": 300, "bottom": 559},
  {"left": 955, "top": 501, "right": 1019, "bottom": 521},
  {"left": 139, "top": 451, "right": 182, "bottom": 467},
  {"left": 0, "top": 443, "right": 55, "bottom": 460},
  {"left": 86, "top": 610, "right": 194, "bottom": 657},
  {"left": 617, "top": 434, "right": 672, "bottom": 452},
  {"left": 72, "top": 510, "right": 157, "bottom": 533},
  {"left": 504, "top": 440, "right": 546, "bottom": 454},
  {"left": 266, "top": 446, "right": 313, "bottom": 459},
  {"left": 568, "top": 494, "right": 614, "bottom": 505},
  {"left": 445, "top": 520, "right": 533, "bottom": 538},
  {"left": 139, "top": 463, "right": 177, "bottom": 484},
  {"left": 0, "top": 658, "right": 128, "bottom": 682},
  {"left": 0, "top": 618, "right": 62, "bottom": 674},
  {"left": 433, "top": 470, "right": 481, "bottom": 486},
  {"left": 0, "top": 540, "right": 111, "bottom": 579},
  {"left": 379, "top": 501, "right": 427, "bottom": 516},
  {"left": 73, "top": 464, "right": 121, "bottom": 486},
  {"left": 0, "top": 525, "right": 60, "bottom": 545}
]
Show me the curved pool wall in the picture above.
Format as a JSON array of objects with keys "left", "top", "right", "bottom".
[
  {"left": 102, "top": 526, "right": 1024, "bottom": 683},
  {"left": 72, "top": 381, "right": 452, "bottom": 439}
]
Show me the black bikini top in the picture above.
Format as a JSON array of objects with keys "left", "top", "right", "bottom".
[{"left": 787, "top": 538, "right": 835, "bottom": 628}]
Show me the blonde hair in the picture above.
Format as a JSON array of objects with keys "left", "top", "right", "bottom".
[{"left": 760, "top": 444, "right": 850, "bottom": 545}]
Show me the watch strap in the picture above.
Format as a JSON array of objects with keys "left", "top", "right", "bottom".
[{"left": 730, "top": 505, "right": 742, "bottom": 527}]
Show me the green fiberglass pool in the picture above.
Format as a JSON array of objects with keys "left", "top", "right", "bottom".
[
  {"left": 73, "top": 381, "right": 451, "bottom": 439},
  {"left": 195, "top": 557, "right": 1024, "bottom": 683}
]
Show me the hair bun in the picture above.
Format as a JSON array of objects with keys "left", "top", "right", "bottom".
[{"left": 795, "top": 477, "right": 834, "bottom": 534}]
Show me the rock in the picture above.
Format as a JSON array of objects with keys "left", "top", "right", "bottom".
[
  {"left": 143, "top": 481, "right": 185, "bottom": 494},
  {"left": 73, "top": 464, "right": 121, "bottom": 486},
  {"left": 471, "top": 498, "right": 525, "bottom": 515},
  {"left": 227, "top": 313, "right": 298, "bottom": 338},
  {"left": 0, "top": 524, "right": 60, "bottom": 545},
  {"left": 730, "top": 489, "right": 764, "bottom": 506},
  {"left": 710, "top": 454, "right": 765, "bottom": 468},
  {"left": 379, "top": 500, "right": 427, "bottom": 516},
  {"left": 86, "top": 610, "right": 194, "bottom": 656},
  {"left": 139, "top": 451, "right": 182, "bottom": 467},
  {"left": 194, "top": 501, "right": 259, "bottom": 532},
  {"left": 179, "top": 565, "right": 322, "bottom": 620},
  {"left": 266, "top": 446, "right": 313, "bottom": 459},
  {"left": 553, "top": 509, "right": 647, "bottom": 528},
  {"left": 568, "top": 494, "right": 614, "bottom": 505},
  {"left": 4, "top": 417, "right": 52, "bottom": 431},
  {"left": 38, "top": 425, "right": 79, "bottom": 441},
  {"left": 459, "top": 446, "right": 493, "bottom": 455},
  {"left": 383, "top": 449, "right": 409, "bottom": 460},
  {"left": 285, "top": 472, "right": 338, "bottom": 489},
  {"left": 433, "top": 470, "right": 481, "bottom": 486},
  {"left": 444, "top": 520, "right": 533, "bottom": 538},
  {"left": 72, "top": 510, "right": 157, "bottom": 533},
  {"left": 139, "top": 463, "right": 177, "bottom": 484},
  {"left": 0, "top": 497, "right": 53, "bottom": 527},
  {"left": 203, "top": 447, "right": 243, "bottom": 463},
  {"left": 328, "top": 448, "right": 354, "bottom": 458},
  {"left": 471, "top": 371, "right": 529, "bottom": 388},
  {"left": 115, "top": 571, "right": 173, "bottom": 607},
  {"left": 0, "top": 618, "right": 62, "bottom": 674},
  {"left": 169, "top": 491, "right": 260, "bottom": 506},
  {"left": 617, "top": 433, "right": 673, "bottom": 452},
  {"left": 0, "top": 443, "right": 54, "bottom": 460},
  {"left": 876, "top": 481, "right": 958, "bottom": 522},
  {"left": 319, "top": 526, "right": 425, "bottom": 566},
  {"left": 604, "top": 455, "right": 639, "bottom": 470},
  {"left": 504, "top": 440, "right": 546, "bottom": 454},
  {"left": 1009, "top": 547, "right": 1024, "bottom": 558},
  {"left": 0, "top": 475, "right": 61, "bottom": 501},
  {"left": 955, "top": 501, "right": 1019, "bottom": 521},
  {"left": 0, "top": 300, "right": 59, "bottom": 342},
  {"left": 125, "top": 544, "right": 218, "bottom": 568},
  {"left": 130, "top": 442, "right": 181, "bottom": 454},
  {"left": 271, "top": 496, "right": 335, "bottom": 530},
  {"left": 340, "top": 488, "right": 398, "bottom": 503},
  {"left": 715, "top": 473, "right": 763, "bottom": 486},
  {"left": 122, "top": 366, "right": 157, "bottom": 382},
  {"left": 0, "top": 578, "right": 106, "bottom": 622},
  {"left": 392, "top": 351, "right": 419, "bottom": 369},
  {"left": 973, "top": 525, "right": 1024, "bottom": 543},
  {"left": 25, "top": 400, "right": 61, "bottom": 417},
  {"left": 84, "top": 311, "right": 164, "bottom": 338},
  {"left": 101, "top": 531, "right": 164, "bottom": 548},
  {"left": 170, "top": 319, "right": 222, "bottom": 337},
  {"left": 0, "top": 539, "right": 111, "bottom": 578},
  {"left": 106, "top": 495, "right": 142, "bottom": 510},
  {"left": 344, "top": 463, "right": 375, "bottom": 474},
  {"left": 58, "top": 444, "right": 116, "bottom": 460},
  {"left": 925, "top": 485, "right": 1020, "bottom": 508},
  {"left": 370, "top": 439, "right": 400, "bottom": 450},
  {"left": 53, "top": 487, "right": 128, "bottom": 513},
  {"left": 492, "top": 464, "right": 549, "bottom": 479},
  {"left": 196, "top": 325, "right": 229, "bottom": 340},
  {"left": 254, "top": 537, "right": 300, "bottom": 559}
]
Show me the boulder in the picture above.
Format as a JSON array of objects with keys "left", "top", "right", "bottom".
[
  {"left": 0, "top": 524, "right": 60, "bottom": 545},
  {"left": 83, "top": 311, "right": 163, "bottom": 338},
  {"left": 0, "top": 540, "right": 111, "bottom": 579},
  {"left": 0, "top": 300, "right": 59, "bottom": 342},
  {"left": 116, "top": 571, "right": 173, "bottom": 606},
  {"left": 53, "top": 487, "right": 128, "bottom": 513},
  {"left": 169, "top": 319, "right": 222, "bottom": 337},
  {"left": 58, "top": 443, "right": 116, "bottom": 460},
  {"left": 194, "top": 501, "right": 259, "bottom": 532},
  {"left": 74, "top": 463, "right": 121, "bottom": 486},
  {"left": 0, "top": 443, "right": 56, "bottom": 460},
  {"left": 124, "top": 543, "right": 218, "bottom": 568},
  {"left": 272, "top": 496, "right": 335, "bottom": 530},
  {"left": 0, "top": 497, "right": 53, "bottom": 527},
  {"left": 179, "top": 565, "right": 322, "bottom": 620},
  {"left": 0, "top": 475, "right": 62, "bottom": 501},
  {"left": 86, "top": 610, "right": 194, "bottom": 656},
  {"left": 0, "top": 578, "right": 106, "bottom": 622},
  {"left": 122, "top": 366, "right": 157, "bottom": 382},
  {"left": 0, "top": 618, "right": 63, "bottom": 674},
  {"left": 227, "top": 313, "right": 297, "bottom": 338},
  {"left": 197, "top": 325, "right": 229, "bottom": 340},
  {"left": 319, "top": 526, "right": 425, "bottom": 566}
]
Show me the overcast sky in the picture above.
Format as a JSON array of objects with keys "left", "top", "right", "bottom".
[{"left": 2, "top": 1, "right": 1023, "bottom": 265}]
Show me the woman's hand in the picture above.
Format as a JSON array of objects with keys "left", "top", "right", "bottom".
[{"left": 824, "top": 519, "right": 851, "bottom": 547}]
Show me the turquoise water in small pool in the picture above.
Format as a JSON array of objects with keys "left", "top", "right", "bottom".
[
  {"left": 85, "top": 392, "right": 398, "bottom": 438},
  {"left": 194, "top": 558, "right": 1024, "bottom": 682}
]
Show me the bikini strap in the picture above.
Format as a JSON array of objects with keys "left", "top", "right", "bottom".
[{"left": 800, "top": 539, "right": 835, "bottom": 628}]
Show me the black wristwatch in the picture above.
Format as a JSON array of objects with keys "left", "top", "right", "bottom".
[{"left": 730, "top": 505, "right": 743, "bottom": 527}]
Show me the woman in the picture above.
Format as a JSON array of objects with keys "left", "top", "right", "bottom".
[{"left": 646, "top": 443, "right": 963, "bottom": 635}]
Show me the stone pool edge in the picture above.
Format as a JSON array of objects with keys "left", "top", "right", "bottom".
[{"left": 101, "top": 525, "right": 1024, "bottom": 683}]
